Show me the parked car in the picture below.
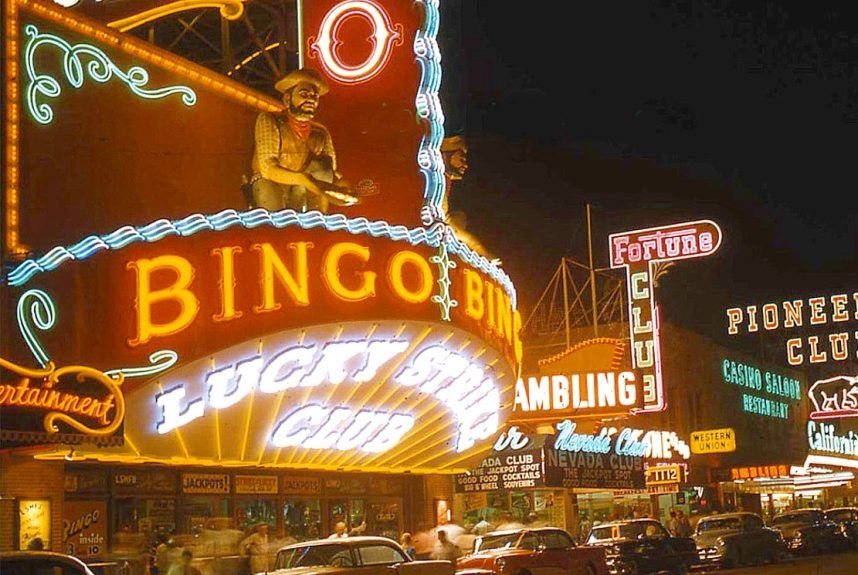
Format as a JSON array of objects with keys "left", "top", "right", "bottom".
[
  {"left": 272, "top": 536, "right": 454, "bottom": 575},
  {"left": 0, "top": 551, "right": 97, "bottom": 575},
  {"left": 456, "top": 527, "right": 608, "bottom": 575},
  {"left": 824, "top": 507, "right": 858, "bottom": 548},
  {"left": 769, "top": 508, "right": 851, "bottom": 555},
  {"left": 583, "top": 519, "right": 696, "bottom": 575},
  {"left": 693, "top": 512, "right": 784, "bottom": 567}
]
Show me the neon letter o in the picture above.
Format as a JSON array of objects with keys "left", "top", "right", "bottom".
[
  {"left": 310, "top": 0, "right": 402, "bottom": 84},
  {"left": 388, "top": 251, "right": 433, "bottom": 304}
]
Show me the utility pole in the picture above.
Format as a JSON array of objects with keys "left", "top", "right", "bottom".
[{"left": 586, "top": 203, "right": 599, "bottom": 337}]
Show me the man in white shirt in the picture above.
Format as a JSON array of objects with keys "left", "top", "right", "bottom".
[{"left": 328, "top": 521, "right": 349, "bottom": 539}]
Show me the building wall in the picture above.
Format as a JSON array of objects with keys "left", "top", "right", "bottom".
[
  {"left": 0, "top": 453, "right": 65, "bottom": 552},
  {"left": 423, "top": 474, "right": 454, "bottom": 529}
]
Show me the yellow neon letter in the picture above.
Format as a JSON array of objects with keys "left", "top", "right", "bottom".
[
  {"left": 253, "top": 242, "right": 311, "bottom": 313},
  {"left": 128, "top": 255, "right": 199, "bottom": 346},
  {"left": 322, "top": 242, "right": 376, "bottom": 302},
  {"left": 513, "top": 309, "right": 524, "bottom": 366},
  {"left": 464, "top": 270, "right": 484, "bottom": 320},
  {"left": 212, "top": 246, "right": 242, "bottom": 322},
  {"left": 495, "top": 290, "right": 513, "bottom": 343},
  {"left": 388, "top": 251, "right": 433, "bottom": 304}
]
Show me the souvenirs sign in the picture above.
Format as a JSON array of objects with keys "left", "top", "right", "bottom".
[{"left": 610, "top": 220, "right": 722, "bottom": 412}]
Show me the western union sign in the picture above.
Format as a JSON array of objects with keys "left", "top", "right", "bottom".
[{"left": 690, "top": 428, "right": 736, "bottom": 454}]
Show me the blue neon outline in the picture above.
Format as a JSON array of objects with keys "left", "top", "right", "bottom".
[
  {"left": 416, "top": 0, "right": 447, "bottom": 225},
  {"left": 15, "top": 289, "right": 56, "bottom": 367},
  {"left": 2, "top": 208, "right": 517, "bottom": 308},
  {"left": 23, "top": 24, "right": 197, "bottom": 125},
  {"left": 103, "top": 349, "right": 179, "bottom": 380}
]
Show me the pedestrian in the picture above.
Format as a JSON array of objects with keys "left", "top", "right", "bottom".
[
  {"left": 328, "top": 521, "right": 349, "bottom": 539},
  {"left": 167, "top": 550, "right": 201, "bottom": 575},
  {"left": 429, "top": 529, "right": 461, "bottom": 562},
  {"left": 241, "top": 523, "right": 271, "bottom": 574},
  {"left": 400, "top": 532, "right": 416, "bottom": 560},
  {"left": 471, "top": 516, "right": 491, "bottom": 536},
  {"left": 676, "top": 510, "right": 692, "bottom": 538},
  {"left": 26, "top": 537, "right": 44, "bottom": 551},
  {"left": 666, "top": 510, "right": 679, "bottom": 537}
]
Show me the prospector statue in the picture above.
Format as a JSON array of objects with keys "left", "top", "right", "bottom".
[{"left": 249, "top": 68, "right": 357, "bottom": 212}]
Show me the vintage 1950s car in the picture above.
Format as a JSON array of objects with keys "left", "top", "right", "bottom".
[
  {"left": 271, "top": 537, "right": 454, "bottom": 575},
  {"left": 456, "top": 527, "right": 608, "bottom": 575},
  {"left": 770, "top": 509, "right": 851, "bottom": 555},
  {"left": 584, "top": 519, "right": 697, "bottom": 575},
  {"left": 694, "top": 512, "right": 785, "bottom": 567}
]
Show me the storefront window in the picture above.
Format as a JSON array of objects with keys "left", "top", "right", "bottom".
[
  {"left": 367, "top": 501, "right": 401, "bottom": 540},
  {"left": 283, "top": 499, "right": 321, "bottom": 541},
  {"left": 180, "top": 498, "right": 231, "bottom": 534},
  {"left": 235, "top": 499, "right": 278, "bottom": 532}
]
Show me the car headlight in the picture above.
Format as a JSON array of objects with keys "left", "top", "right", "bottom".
[
  {"left": 610, "top": 544, "right": 623, "bottom": 556},
  {"left": 495, "top": 557, "right": 506, "bottom": 571},
  {"left": 715, "top": 537, "right": 726, "bottom": 548}
]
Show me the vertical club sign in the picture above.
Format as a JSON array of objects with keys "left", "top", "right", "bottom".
[{"left": 610, "top": 220, "right": 722, "bottom": 412}]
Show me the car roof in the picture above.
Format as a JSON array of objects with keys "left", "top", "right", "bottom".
[
  {"left": 480, "top": 527, "right": 566, "bottom": 537},
  {"left": 826, "top": 507, "right": 858, "bottom": 512},
  {"left": 697, "top": 512, "right": 758, "bottom": 521},
  {"left": 589, "top": 518, "right": 663, "bottom": 529},
  {"left": 278, "top": 536, "right": 401, "bottom": 551},
  {"left": 0, "top": 552, "right": 93, "bottom": 571},
  {"left": 776, "top": 508, "right": 823, "bottom": 515}
]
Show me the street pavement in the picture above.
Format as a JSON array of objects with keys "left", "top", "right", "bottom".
[{"left": 692, "top": 550, "right": 858, "bottom": 574}]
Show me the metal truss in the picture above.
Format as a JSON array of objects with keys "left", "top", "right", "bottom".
[{"left": 126, "top": 0, "right": 299, "bottom": 95}]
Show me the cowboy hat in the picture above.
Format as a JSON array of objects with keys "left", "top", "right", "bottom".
[{"left": 274, "top": 68, "right": 330, "bottom": 95}]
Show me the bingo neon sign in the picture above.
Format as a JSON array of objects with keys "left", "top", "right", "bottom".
[
  {"left": 155, "top": 336, "right": 501, "bottom": 453},
  {"left": 309, "top": 0, "right": 403, "bottom": 84},
  {"left": 609, "top": 220, "right": 722, "bottom": 412}
]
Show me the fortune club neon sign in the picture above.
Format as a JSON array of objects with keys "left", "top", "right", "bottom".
[
  {"left": 609, "top": 220, "right": 722, "bottom": 412},
  {"left": 155, "top": 336, "right": 501, "bottom": 454}
]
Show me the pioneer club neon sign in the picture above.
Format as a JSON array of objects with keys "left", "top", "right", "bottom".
[
  {"left": 726, "top": 292, "right": 858, "bottom": 365},
  {"left": 155, "top": 336, "right": 501, "bottom": 454},
  {"left": 609, "top": 220, "right": 722, "bottom": 412},
  {"left": 309, "top": 0, "right": 403, "bottom": 84}
]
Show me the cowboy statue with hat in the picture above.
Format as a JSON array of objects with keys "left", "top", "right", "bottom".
[{"left": 249, "top": 68, "right": 358, "bottom": 212}]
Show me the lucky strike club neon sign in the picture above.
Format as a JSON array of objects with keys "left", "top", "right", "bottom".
[
  {"left": 155, "top": 336, "right": 501, "bottom": 454},
  {"left": 609, "top": 220, "right": 722, "bottom": 412},
  {"left": 726, "top": 292, "right": 858, "bottom": 366},
  {"left": 309, "top": 0, "right": 403, "bottom": 85}
]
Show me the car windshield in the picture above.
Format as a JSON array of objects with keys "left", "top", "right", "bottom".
[
  {"left": 276, "top": 544, "right": 354, "bottom": 569},
  {"left": 826, "top": 510, "right": 853, "bottom": 523},
  {"left": 587, "top": 522, "right": 664, "bottom": 542},
  {"left": 696, "top": 517, "right": 742, "bottom": 532},
  {"left": 475, "top": 533, "right": 522, "bottom": 552},
  {"left": 772, "top": 512, "right": 819, "bottom": 526}
]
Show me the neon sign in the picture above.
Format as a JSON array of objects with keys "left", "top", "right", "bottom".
[
  {"left": 154, "top": 336, "right": 501, "bottom": 454},
  {"left": 604, "top": 427, "right": 691, "bottom": 460},
  {"left": 609, "top": 220, "right": 722, "bottom": 412},
  {"left": 807, "top": 421, "right": 858, "bottom": 458},
  {"left": 23, "top": 25, "right": 196, "bottom": 125},
  {"left": 726, "top": 292, "right": 858, "bottom": 365},
  {"left": 309, "top": 0, "right": 403, "bottom": 85},
  {"left": 511, "top": 371, "right": 640, "bottom": 422},
  {"left": 721, "top": 358, "right": 802, "bottom": 420},
  {"left": 808, "top": 375, "right": 858, "bottom": 420}
]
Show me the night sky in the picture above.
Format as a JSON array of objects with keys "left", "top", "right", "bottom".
[{"left": 439, "top": 0, "right": 857, "bottom": 346}]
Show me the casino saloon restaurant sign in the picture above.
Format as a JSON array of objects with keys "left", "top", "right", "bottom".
[
  {"left": 0, "top": 0, "right": 521, "bottom": 474},
  {"left": 455, "top": 421, "right": 646, "bottom": 493}
]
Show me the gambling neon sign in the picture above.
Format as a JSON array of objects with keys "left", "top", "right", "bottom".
[
  {"left": 309, "top": 0, "right": 403, "bottom": 84},
  {"left": 154, "top": 336, "right": 501, "bottom": 453},
  {"left": 609, "top": 220, "right": 722, "bottom": 412}
]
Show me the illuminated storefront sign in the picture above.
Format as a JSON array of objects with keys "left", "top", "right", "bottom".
[
  {"left": 309, "top": 0, "right": 403, "bottom": 84},
  {"left": 690, "top": 428, "right": 736, "bottom": 454},
  {"left": 511, "top": 371, "right": 642, "bottom": 422},
  {"left": 63, "top": 500, "right": 107, "bottom": 558},
  {"left": 807, "top": 421, "right": 858, "bottom": 457},
  {"left": 603, "top": 427, "right": 690, "bottom": 461},
  {"left": 234, "top": 475, "right": 278, "bottom": 495},
  {"left": 18, "top": 499, "right": 51, "bottom": 550},
  {"left": 730, "top": 465, "right": 789, "bottom": 480},
  {"left": 610, "top": 220, "right": 722, "bottom": 412},
  {"left": 809, "top": 375, "right": 858, "bottom": 420},
  {"left": 726, "top": 292, "right": 858, "bottom": 366},
  {"left": 181, "top": 473, "right": 230, "bottom": 494},
  {"left": 721, "top": 358, "right": 802, "bottom": 420},
  {"left": 645, "top": 464, "right": 685, "bottom": 486},
  {"left": 455, "top": 449, "right": 544, "bottom": 493},
  {"left": 154, "top": 333, "right": 501, "bottom": 454}
]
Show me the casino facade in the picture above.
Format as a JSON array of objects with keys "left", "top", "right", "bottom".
[{"left": 0, "top": 0, "right": 522, "bottom": 561}]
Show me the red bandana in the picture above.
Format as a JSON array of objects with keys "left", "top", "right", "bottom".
[{"left": 287, "top": 116, "right": 312, "bottom": 142}]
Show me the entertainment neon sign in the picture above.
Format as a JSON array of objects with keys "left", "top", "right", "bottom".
[
  {"left": 609, "top": 220, "right": 722, "bottom": 412},
  {"left": 154, "top": 336, "right": 501, "bottom": 453},
  {"left": 309, "top": 0, "right": 403, "bottom": 85}
]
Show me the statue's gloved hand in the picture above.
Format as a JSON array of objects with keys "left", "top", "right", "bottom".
[{"left": 321, "top": 182, "right": 359, "bottom": 206}]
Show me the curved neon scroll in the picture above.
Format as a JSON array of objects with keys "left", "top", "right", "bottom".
[{"left": 23, "top": 24, "right": 197, "bottom": 125}]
